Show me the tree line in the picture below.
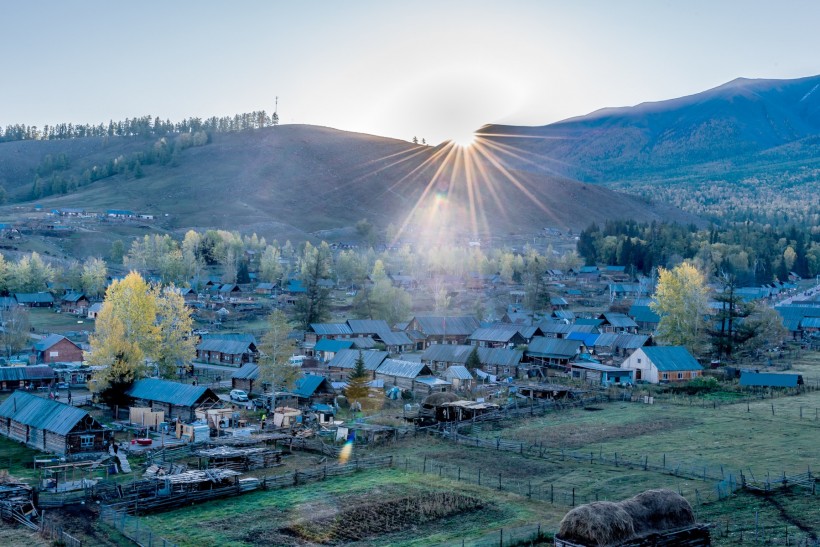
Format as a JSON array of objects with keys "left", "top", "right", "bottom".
[
  {"left": 1, "top": 110, "right": 279, "bottom": 143},
  {"left": 577, "top": 220, "right": 820, "bottom": 285}
]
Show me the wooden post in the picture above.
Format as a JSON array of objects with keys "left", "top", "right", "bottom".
[{"left": 572, "top": 487, "right": 575, "bottom": 506}]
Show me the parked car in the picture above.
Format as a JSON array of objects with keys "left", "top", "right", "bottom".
[
  {"left": 229, "top": 389, "right": 249, "bottom": 402},
  {"left": 55, "top": 382, "right": 70, "bottom": 389}
]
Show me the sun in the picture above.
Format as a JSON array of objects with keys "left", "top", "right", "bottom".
[{"left": 449, "top": 129, "right": 476, "bottom": 148}]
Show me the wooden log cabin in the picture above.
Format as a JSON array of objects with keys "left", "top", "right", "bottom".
[
  {"left": 0, "top": 391, "right": 112, "bottom": 456},
  {"left": 126, "top": 379, "right": 221, "bottom": 422}
]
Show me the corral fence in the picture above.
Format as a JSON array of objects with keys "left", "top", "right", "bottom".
[
  {"left": 399, "top": 458, "right": 820, "bottom": 546},
  {"left": 431, "top": 427, "right": 816, "bottom": 501},
  {"left": 100, "top": 505, "right": 178, "bottom": 547},
  {"left": 40, "top": 520, "right": 83, "bottom": 547},
  {"left": 103, "top": 455, "right": 394, "bottom": 515}
]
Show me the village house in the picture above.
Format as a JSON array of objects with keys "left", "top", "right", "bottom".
[
  {"left": 60, "top": 292, "right": 90, "bottom": 314},
  {"left": 629, "top": 298, "right": 660, "bottom": 333},
  {"left": 231, "top": 363, "right": 261, "bottom": 394},
  {"left": 538, "top": 322, "right": 598, "bottom": 339},
  {"left": 526, "top": 337, "right": 584, "bottom": 370},
  {"left": 443, "top": 365, "right": 474, "bottom": 391},
  {"left": 374, "top": 359, "right": 443, "bottom": 395},
  {"left": 195, "top": 338, "right": 258, "bottom": 366},
  {"left": 31, "top": 334, "right": 84, "bottom": 364},
  {"left": 255, "top": 282, "right": 277, "bottom": 295},
  {"left": 106, "top": 209, "right": 135, "bottom": 219},
  {"left": 291, "top": 375, "right": 336, "bottom": 406},
  {"left": 304, "top": 323, "right": 354, "bottom": 346},
  {"left": 126, "top": 378, "right": 221, "bottom": 422},
  {"left": 346, "top": 319, "right": 391, "bottom": 338},
  {"left": 598, "top": 312, "right": 639, "bottom": 334},
  {"left": 573, "top": 265, "right": 600, "bottom": 283},
  {"left": 405, "top": 315, "right": 481, "bottom": 348},
  {"left": 0, "top": 391, "right": 113, "bottom": 456},
  {"left": 326, "top": 349, "right": 389, "bottom": 379},
  {"left": 467, "top": 325, "right": 527, "bottom": 348},
  {"left": 420, "top": 344, "right": 525, "bottom": 378},
  {"left": 620, "top": 346, "right": 703, "bottom": 383},
  {"left": 0, "top": 365, "right": 56, "bottom": 391},
  {"left": 569, "top": 361, "right": 634, "bottom": 386},
  {"left": 14, "top": 292, "right": 55, "bottom": 308},
  {"left": 372, "top": 331, "right": 415, "bottom": 354},
  {"left": 87, "top": 302, "right": 103, "bottom": 319},
  {"left": 313, "top": 338, "right": 354, "bottom": 362}
]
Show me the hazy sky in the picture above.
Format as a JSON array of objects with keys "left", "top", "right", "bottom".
[{"left": 3, "top": 1, "right": 820, "bottom": 145}]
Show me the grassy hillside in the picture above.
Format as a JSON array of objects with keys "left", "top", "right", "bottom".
[{"left": 0, "top": 124, "right": 698, "bottom": 256}]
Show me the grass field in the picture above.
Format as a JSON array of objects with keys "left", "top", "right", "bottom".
[
  {"left": 28, "top": 307, "right": 92, "bottom": 334},
  {"left": 466, "top": 389, "right": 820, "bottom": 479},
  {"left": 137, "top": 469, "right": 560, "bottom": 547}
]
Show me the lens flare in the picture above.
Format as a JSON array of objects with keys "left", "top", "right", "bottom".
[{"left": 339, "top": 436, "right": 354, "bottom": 464}]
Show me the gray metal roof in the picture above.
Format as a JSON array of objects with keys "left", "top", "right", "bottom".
[
  {"left": 127, "top": 379, "right": 218, "bottom": 407},
  {"left": 196, "top": 338, "right": 257, "bottom": 355},
  {"left": 467, "top": 326, "right": 524, "bottom": 344},
  {"left": 309, "top": 323, "right": 353, "bottom": 336},
  {"left": 327, "top": 349, "right": 388, "bottom": 370},
  {"left": 444, "top": 365, "right": 473, "bottom": 380},
  {"left": 0, "top": 365, "right": 56, "bottom": 382},
  {"left": 420, "top": 344, "right": 523, "bottom": 368},
  {"left": 346, "top": 319, "right": 391, "bottom": 335},
  {"left": 411, "top": 316, "right": 480, "bottom": 336},
  {"left": 374, "top": 331, "right": 413, "bottom": 346},
  {"left": 34, "top": 334, "right": 74, "bottom": 352},
  {"left": 351, "top": 336, "right": 377, "bottom": 349},
  {"left": 376, "top": 359, "right": 432, "bottom": 378},
  {"left": 527, "top": 337, "right": 583, "bottom": 358},
  {"left": 0, "top": 391, "right": 96, "bottom": 435},
  {"left": 600, "top": 313, "right": 639, "bottom": 329},
  {"left": 231, "top": 364, "right": 260, "bottom": 380},
  {"left": 613, "top": 333, "right": 649, "bottom": 350},
  {"left": 15, "top": 292, "right": 54, "bottom": 304}
]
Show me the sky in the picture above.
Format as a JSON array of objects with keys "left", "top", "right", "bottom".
[{"left": 3, "top": 0, "right": 820, "bottom": 146}]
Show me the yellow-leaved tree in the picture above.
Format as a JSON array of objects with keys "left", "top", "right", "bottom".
[
  {"left": 88, "top": 272, "right": 195, "bottom": 408},
  {"left": 258, "top": 310, "right": 299, "bottom": 405},
  {"left": 651, "top": 263, "right": 710, "bottom": 357}
]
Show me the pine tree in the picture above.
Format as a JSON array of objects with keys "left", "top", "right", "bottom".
[
  {"left": 345, "top": 351, "right": 370, "bottom": 407},
  {"left": 465, "top": 346, "right": 481, "bottom": 372}
]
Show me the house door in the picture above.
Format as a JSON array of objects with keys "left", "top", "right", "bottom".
[{"left": 635, "top": 369, "right": 642, "bottom": 380}]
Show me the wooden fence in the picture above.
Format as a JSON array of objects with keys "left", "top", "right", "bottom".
[{"left": 40, "top": 520, "right": 83, "bottom": 547}]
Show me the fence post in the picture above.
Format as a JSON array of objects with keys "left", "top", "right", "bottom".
[
  {"left": 458, "top": 467, "right": 461, "bottom": 481},
  {"left": 551, "top": 484, "right": 554, "bottom": 503},
  {"left": 572, "top": 487, "right": 575, "bottom": 506},
  {"left": 498, "top": 473, "right": 502, "bottom": 490},
  {"left": 499, "top": 528, "right": 503, "bottom": 547},
  {"left": 478, "top": 468, "right": 481, "bottom": 486}
]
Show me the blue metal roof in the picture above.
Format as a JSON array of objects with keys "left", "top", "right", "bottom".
[
  {"left": 739, "top": 372, "right": 802, "bottom": 388},
  {"left": 641, "top": 346, "right": 703, "bottom": 372},
  {"left": 293, "top": 375, "right": 333, "bottom": 398},
  {"left": 314, "top": 339, "right": 354, "bottom": 352}
]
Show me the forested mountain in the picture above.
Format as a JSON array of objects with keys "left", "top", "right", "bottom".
[{"left": 480, "top": 74, "right": 820, "bottom": 228}]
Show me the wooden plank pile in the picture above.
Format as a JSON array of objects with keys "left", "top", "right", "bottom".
[
  {"left": 0, "top": 480, "right": 38, "bottom": 530},
  {"left": 197, "top": 446, "right": 282, "bottom": 471}
]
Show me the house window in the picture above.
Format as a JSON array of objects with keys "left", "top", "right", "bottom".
[
  {"left": 662, "top": 373, "right": 668, "bottom": 380},
  {"left": 80, "top": 435, "right": 94, "bottom": 448},
  {"left": 677, "top": 372, "right": 683, "bottom": 380},
  {"left": 637, "top": 358, "right": 641, "bottom": 363},
  {"left": 50, "top": 351, "right": 59, "bottom": 357}
]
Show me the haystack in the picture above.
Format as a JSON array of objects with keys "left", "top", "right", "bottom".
[
  {"left": 619, "top": 489, "right": 694, "bottom": 535},
  {"left": 557, "top": 501, "right": 635, "bottom": 547},
  {"left": 421, "top": 392, "right": 461, "bottom": 408}
]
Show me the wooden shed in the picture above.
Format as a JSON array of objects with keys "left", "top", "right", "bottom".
[
  {"left": 0, "top": 391, "right": 112, "bottom": 456},
  {"left": 126, "top": 379, "right": 220, "bottom": 422}
]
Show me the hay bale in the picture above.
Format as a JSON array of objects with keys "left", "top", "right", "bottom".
[
  {"left": 557, "top": 501, "right": 635, "bottom": 546},
  {"left": 421, "top": 392, "right": 461, "bottom": 408},
  {"left": 620, "top": 489, "right": 695, "bottom": 535}
]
